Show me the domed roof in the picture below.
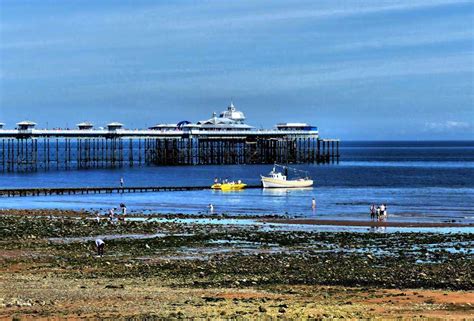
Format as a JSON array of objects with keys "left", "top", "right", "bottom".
[{"left": 219, "top": 102, "right": 245, "bottom": 123}]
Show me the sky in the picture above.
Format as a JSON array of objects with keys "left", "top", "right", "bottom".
[{"left": 0, "top": 0, "right": 473, "bottom": 140}]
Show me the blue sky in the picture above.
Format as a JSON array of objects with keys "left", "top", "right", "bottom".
[{"left": 0, "top": 0, "right": 473, "bottom": 140}]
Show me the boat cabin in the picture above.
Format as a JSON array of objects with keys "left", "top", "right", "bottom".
[{"left": 269, "top": 167, "right": 287, "bottom": 181}]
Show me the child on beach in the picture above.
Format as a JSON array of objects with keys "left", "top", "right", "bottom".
[{"left": 109, "top": 208, "right": 116, "bottom": 223}]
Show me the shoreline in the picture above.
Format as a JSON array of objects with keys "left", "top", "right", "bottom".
[
  {"left": 0, "top": 208, "right": 284, "bottom": 220},
  {"left": 263, "top": 218, "right": 474, "bottom": 228},
  {"left": 1, "top": 208, "right": 472, "bottom": 229}
]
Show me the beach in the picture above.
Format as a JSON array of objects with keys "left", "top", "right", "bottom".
[{"left": 1, "top": 210, "right": 473, "bottom": 319}]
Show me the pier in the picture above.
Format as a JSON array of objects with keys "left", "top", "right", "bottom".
[
  {"left": 0, "top": 130, "right": 339, "bottom": 172},
  {"left": 0, "top": 104, "right": 340, "bottom": 172},
  {"left": 0, "top": 131, "right": 339, "bottom": 172},
  {"left": 0, "top": 185, "right": 262, "bottom": 197}
]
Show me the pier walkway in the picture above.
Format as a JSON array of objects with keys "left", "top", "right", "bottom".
[{"left": 0, "top": 185, "right": 262, "bottom": 197}]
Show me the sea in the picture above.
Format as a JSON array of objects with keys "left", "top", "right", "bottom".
[{"left": 0, "top": 141, "right": 473, "bottom": 224}]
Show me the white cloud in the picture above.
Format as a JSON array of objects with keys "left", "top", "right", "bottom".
[
  {"left": 137, "top": 0, "right": 472, "bottom": 31},
  {"left": 1, "top": 0, "right": 469, "bottom": 33},
  {"left": 424, "top": 120, "right": 472, "bottom": 132}
]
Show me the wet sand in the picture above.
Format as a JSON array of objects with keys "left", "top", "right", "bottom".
[
  {"left": 0, "top": 208, "right": 283, "bottom": 220},
  {"left": 2, "top": 209, "right": 472, "bottom": 228},
  {"left": 264, "top": 218, "right": 474, "bottom": 228}
]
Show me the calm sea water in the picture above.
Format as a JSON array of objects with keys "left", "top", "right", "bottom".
[{"left": 1, "top": 141, "right": 473, "bottom": 224}]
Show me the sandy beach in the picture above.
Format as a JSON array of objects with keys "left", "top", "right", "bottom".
[{"left": 1, "top": 210, "right": 473, "bottom": 319}]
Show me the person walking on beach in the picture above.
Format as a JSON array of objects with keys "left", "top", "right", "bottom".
[
  {"left": 208, "top": 204, "right": 214, "bottom": 214},
  {"left": 119, "top": 203, "right": 127, "bottom": 222},
  {"left": 370, "top": 204, "right": 376, "bottom": 220},
  {"left": 312, "top": 198, "right": 316, "bottom": 210},
  {"left": 95, "top": 239, "right": 105, "bottom": 257},
  {"left": 109, "top": 208, "right": 116, "bottom": 222},
  {"left": 120, "top": 177, "right": 124, "bottom": 189},
  {"left": 376, "top": 206, "right": 381, "bottom": 221},
  {"left": 380, "top": 203, "right": 386, "bottom": 220}
]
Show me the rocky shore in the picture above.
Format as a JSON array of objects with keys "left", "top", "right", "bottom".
[{"left": 1, "top": 210, "right": 473, "bottom": 319}]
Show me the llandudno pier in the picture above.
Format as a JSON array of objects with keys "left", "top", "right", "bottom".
[{"left": 0, "top": 103, "right": 339, "bottom": 172}]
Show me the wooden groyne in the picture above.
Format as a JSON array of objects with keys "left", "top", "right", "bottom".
[{"left": 0, "top": 185, "right": 262, "bottom": 197}]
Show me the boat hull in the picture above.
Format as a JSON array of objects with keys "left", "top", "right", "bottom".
[
  {"left": 220, "top": 183, "right": 246, "bottom": 191},
  {"left": 261, "top": 176, "right": 313, "bottom": 188},
  {"left": 211, "top": 183, "right": 247, "bottom": 190}
]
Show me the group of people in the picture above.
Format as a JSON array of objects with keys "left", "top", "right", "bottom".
[
  {"left": 95, "top": 203, "right": 128, "bottom": 223},
  {"left": 370, "top": 203, "right": 388, "bottom": 221},
  {"left": 110, "top": 203, "right": 128, "bottom": 222}
]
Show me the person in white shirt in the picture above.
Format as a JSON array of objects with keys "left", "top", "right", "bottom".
[
  {"left": 95, "top": 239, "right": 105, "bottom": 257},
  {"left": 109, "top": 208, "right": 115, "bottom": 222},
  {"left": 380, "top": 204, "right": 386, "bottom": 219}
]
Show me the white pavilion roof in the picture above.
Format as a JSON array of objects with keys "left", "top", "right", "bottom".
[{"left": 17, "top": 120, "right": 37, "bottom": 126}]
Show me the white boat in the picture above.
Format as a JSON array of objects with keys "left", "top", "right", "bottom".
[{"left": 261, "top": 164, "right": 313, "bottom": 188}]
